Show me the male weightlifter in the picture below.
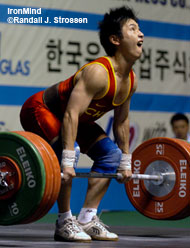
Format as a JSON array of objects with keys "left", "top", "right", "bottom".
[{"left": 20, "top": 6, "right": 144, "bottom": 242}]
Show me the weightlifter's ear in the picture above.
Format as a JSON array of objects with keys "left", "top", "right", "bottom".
[{"left": 109, "top": 35, "right": 120, "bottom": 46}]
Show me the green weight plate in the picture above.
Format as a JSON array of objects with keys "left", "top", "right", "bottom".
[{"left": 0, "top": 132, "right": 46, "bottom": 225}]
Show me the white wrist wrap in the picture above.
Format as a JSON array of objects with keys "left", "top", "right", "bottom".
[
  {"left": 61, "top": 150, "right": 76, "bottom": 168},
  {"left": 118, "top": 153, "right": 132, "bottom": 171}
]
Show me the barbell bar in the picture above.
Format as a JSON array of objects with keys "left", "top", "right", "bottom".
[
  {"left": 61, "top": 172, "right": 176, "bottom": 182},
  {"left": 0, "top": 131, "right": 190, "bottom": 225},
  {"left": 1, "top": 171, "right": 173, "bottom": 188},
  {"left": 0, "top": 170, "right": 176, "bottom": 193}
]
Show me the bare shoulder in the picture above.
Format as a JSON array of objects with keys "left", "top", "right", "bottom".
[
  {"left": 78, "top": 63, "right": 108, "bottom": 96},
  {"left": 82, "top": 63, "right": 108, "bottom": 85}
]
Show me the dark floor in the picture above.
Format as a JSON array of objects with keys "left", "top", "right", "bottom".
[{"left": 0, "top": 223, "right": 190, "bottom": 248}]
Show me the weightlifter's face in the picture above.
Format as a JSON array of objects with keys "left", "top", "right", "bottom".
[{"left": 119, "top": 19, "right": 144, "bottom": 60}]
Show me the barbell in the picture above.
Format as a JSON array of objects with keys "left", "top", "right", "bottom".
[
  {"left": 70, "top": 172, "right": 175, "bottom": 181},
  {"left": 0, "top": 131, "right": 190, "bottom": 225}
]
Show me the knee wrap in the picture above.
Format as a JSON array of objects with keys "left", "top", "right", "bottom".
[{"left": 87, "top": 137, "right": 122, "bottom": 173}]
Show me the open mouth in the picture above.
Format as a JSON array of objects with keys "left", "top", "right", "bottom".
[{"left": 137, "top": 41, "right": 143, "bottom": 47}]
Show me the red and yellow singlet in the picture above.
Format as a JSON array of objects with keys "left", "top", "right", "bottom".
[{"left": 58, "top": 56, "right": 134, "bottom": 122}]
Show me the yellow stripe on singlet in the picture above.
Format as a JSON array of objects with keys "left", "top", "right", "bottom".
[{"left": 103, "top": 56, "right": 132, "bottom": 106}]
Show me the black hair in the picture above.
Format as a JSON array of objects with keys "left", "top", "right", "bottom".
[
  {"left": 170, "top": 113, "right": 189, "bottom": 125},
  {"left": 98, "top": 6, "right": 138, "bottom": 56}
]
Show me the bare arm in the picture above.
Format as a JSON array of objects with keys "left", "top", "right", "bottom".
[
  {"left": 113, "top": 73, "right": 137, "bottom": 152},
  {"left": 61, "top": 64, "right": 108, "bottom": 182},
  {"left": 62, "top": 64, "right": 107, "bottom": 151},
  {"left": 113, "top": 103, "right": 130, "bottom": 154},
  {"left": 113, "top": 73, "right": 137, "bottom": 182}
]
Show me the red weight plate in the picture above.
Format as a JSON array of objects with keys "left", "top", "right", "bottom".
[
  {"left": 25, "top": 132, "right": 61, "bottom": 222},
  {"left": 168, "top": 138, "right": 190, "bottom": 220},
  {"left": 125, "top": 137, "right": 190, "bottom": 220},
  {"left": 37, "top": 136, "right": 61, "bottom": 219}
]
